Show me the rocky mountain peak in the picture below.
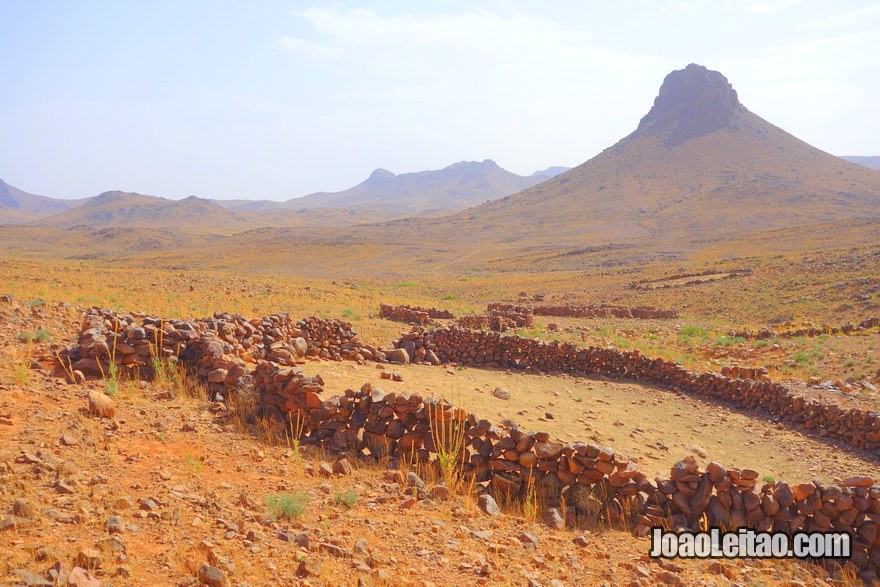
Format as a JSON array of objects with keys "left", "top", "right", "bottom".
[{"left": 636, "top": 63, "right": 743, "bottom": 146}]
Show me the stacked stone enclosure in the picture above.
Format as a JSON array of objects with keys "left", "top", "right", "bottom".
[
  {"left": 629, "top": 268, "right": 753, "bottom": 290},
  {"left": 63, "top": 309, "right": 880, "bottom": 582}
]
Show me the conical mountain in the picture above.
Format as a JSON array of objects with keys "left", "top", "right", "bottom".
[{"left": 427, "top": 63, "right": 880, "bottom": 246}]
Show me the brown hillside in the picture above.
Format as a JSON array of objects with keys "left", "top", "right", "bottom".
[
  {"left": 410, "top": 63, "right": 880, "bottom": 247},
  {"left": 33, "top": 191, "right": 255, "bottom": 234},
  {"left": 0, "top": 178, "right": 85, "bottom": 224}
]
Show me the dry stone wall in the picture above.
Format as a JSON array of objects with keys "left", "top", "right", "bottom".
[
  {"left": 62, "top": 307, "right": 880, "bottom": 581},
  {"left": 379, "top": 304, "right": 455, "bottom": 326},
  {"left": 629, "top": 269, "right": 753, "bottom": 290},
  {"left": 391, "top": 327, "right": 880, "bottom": 456},
  {"left": 489, "top": 302, "right": 679, "bottom": 320},
  {"left": 456, "top": 308, "right": 534, "bottom": 332},
  {"left": 730, "top": 317, "right": 880, "bottom": 341},
  {"left": 65, "top": 309, "right": 381, "bottom": 398},
  {"left": 253, "top": 374, "right": 880, "bottom": 583}
]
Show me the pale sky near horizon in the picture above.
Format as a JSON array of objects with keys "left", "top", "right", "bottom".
[{"left": 2, "top": 0, "right": 879, "bottom": 200}]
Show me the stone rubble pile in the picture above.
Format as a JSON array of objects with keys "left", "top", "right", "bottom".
[
  {"left": 730, "top": 317, "right": 880, "bottom": 341},
  {"left": 391, "top": 327, "right": 880, "bottom": 456},
  {"left": 64, "top": 309, "right": 380, "bottom": 398},
  {"left": 456, "top": 307, "right": 534, "bottom": 332},
  {"left": 379, "top": 303, "right": 455, "bottom": 326},
  {"left": 720, "top": 365, "right": 769, "bottom": 381}
]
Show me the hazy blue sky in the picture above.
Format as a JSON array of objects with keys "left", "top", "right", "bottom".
[{"left": 2, "top": 0, "right": 878, "bottom": 200}]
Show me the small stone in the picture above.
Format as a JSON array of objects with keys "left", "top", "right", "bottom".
[
  {"left": 297, "top": 558, "right": 321, "bottom": 578},
  {"left": 13, "top": 498, "right": 34, "bottom": 519},
  {"left": 60, "top": 434, "right": 79, "bottom": 446},
  {"left": 207, "top": 369, "right": 228, "bottom": 384},
  {"left": 74, "top": 548, "right": 102, "bottom": 570},
  {"left": 478, "top": 494, "right": 500, "bottom": 516},
  {"left": 407, "top": 472, "right": 425, "bottom": 489},
  {"left": 106, "top": 515, "right": 125, "bottom": 534},
  {"left": 55, "top": 481, "right": 76, "bottom": 495},
  {"left": 658, "top": 571, "right": 681, "bottom": 585},
  {"left": 319, "top": 462, "right": 334, "bottom": 477},
  {"left": 431, "top": 485, "right": 451, "bottom": 501},
  {"left": 1, "top": 515, "right": 17, "bottom": 530},
  {"left": 519, "top": 532, "right": 539, "bottom": 547},
  {"left": 333, "top": 458, "right": 353, "bottom": 476},
  {"left": 276, "top": 531, "right": 309, "bottom": 549},
  {"left": 87, "top": 390, "right": 116, "bottom": 418},
  {"left": 67, "top": 567, "right": 101, "bottom": 587},
  {"left": 842, "top": 476, "right": 873, "bottom": 487},
  {"left": 492, "top": 387, "right": 511, "bottom": 400},
  {"left": 9, "top": 569, "right": 52, "bottom": 586},
  {"left": 542, "top": 507, "right": 565, "bottom": 530},
  {"left": 139, "top": 498, "right": 159, "bottom": 511},
  {"left": 573, "top": 535, "right": 589, "bottom": 548},
  {"left": 198, "top": 564, "right": 228, "bottom": 587}
]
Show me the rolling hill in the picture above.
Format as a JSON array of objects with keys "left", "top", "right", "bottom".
[
  {"left": 0, "top": 178, "right": 87, "bottom": 224},
  {"left": 211, "top": 160, "right": 556, "bottom": 217},
  {"left": 32, "top": 191, "right": 254, "bottom": 234}
]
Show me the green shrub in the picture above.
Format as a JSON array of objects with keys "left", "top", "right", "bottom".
[
  {"left": 266, "top": 492, "right": 308, "bottom": 520},
  {"left": 334, "top": 490, "right": 357, "bottom": 509},
  {"left": 678, "top": 325, "right": 708, "bottom": 342}
]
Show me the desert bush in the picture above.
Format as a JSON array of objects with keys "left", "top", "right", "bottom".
[{"left": 266, "top": 492, "right": 308, "bottom": 520}]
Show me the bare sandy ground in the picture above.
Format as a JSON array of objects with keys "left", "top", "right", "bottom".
[{"left": 308, "top": 360, "right": 880, "bottom": 485}]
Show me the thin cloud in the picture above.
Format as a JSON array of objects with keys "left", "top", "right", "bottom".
[
  {"left": 746, "top": 0, "right": 804, "bottom": 13},
  {"left": 275, "top": 35, "right": 342, "bottom": 59},
  {"left": 799, "top": 4, "right": 880, "bottom": 30}
]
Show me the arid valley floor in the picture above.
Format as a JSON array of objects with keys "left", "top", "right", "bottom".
[{"left": 3, "top": 62, "right": 880, "bottom": 587}]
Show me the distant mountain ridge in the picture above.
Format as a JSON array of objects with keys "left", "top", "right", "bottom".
[
  {"left": 841, "top": 156, "right": 880, "bottom": 170},
  {"left": 0, "top": 179, "right": 85, "bottom": 224},
  {"left": 2, "top": 159, "right": 567, "bottom": 230},
  {"left": 32, "top": 191, "right": 254, "bottom": 234},
  {"left": 212, "top": 160, "right": 565, "bottom": 217}
]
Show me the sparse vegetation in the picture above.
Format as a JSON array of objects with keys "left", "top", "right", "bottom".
[
  {"left": 265, "top": 492, "right": 308, "bottom": 520},
  {"left": 333, "top": 490, "right": 357, "bottom": 509},
  {"left": 183, "top": 453, "right": 203, "bottom": 475}
]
